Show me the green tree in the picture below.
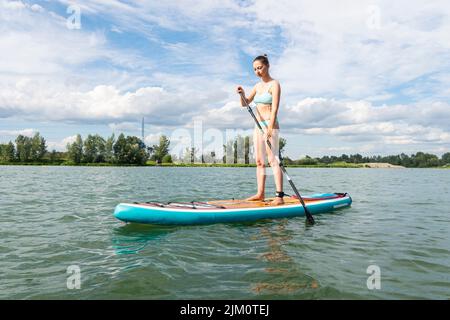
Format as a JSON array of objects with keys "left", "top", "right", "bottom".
[
  {"left": 49, "top": 149, "right": 57, "bottom": 162},
  {"left": 282, "top": 156, "right": 294, "bottom": 165},
  {"left": 222, "top": 144, "right": 226, "bottom": 163},
  {"left": 441, "top": 152, "right": 450, "bottom": 166},
  {"left": 279, "top": 137, "right": 286, "bottom": 155},
  {"left": 320, "top": 156, "right": 331, "bottom": 164},
  {"left": 105, "top": 134, "right": 115, "bottom": 163},
  {"left": 162, "top": 154, "right": 172, "bottom": 163},
  {"left": 0, "top": 142, "right": 16, "bottom": 162},
  {"left": 15, "top": 135, "right": 32, "bottom": 162},
  {"left": 399, "top": 153, "right": 411, "bottom": 167},
  {"left": 182, "top": 147, "right": 197, "bottom": 163},
  {"left": 349, "top": 153, "right": 363, "bottom": 164},
  {"left": 113, "top": 133, "right": 127, "bottom": 164},
  {"left": 83, "top": 134, "right": 106, "bottom": 163},
  {"left": 67, "top": 134, "right": 83, "bottom": 164},
  {"left": 113, "top": 134, "right": 148, "bottom": 165},
  {"left": 233, "top": 138, "right": 238, "bottom": 164},
  {"left": 244, "top": 136, "right": 251, "bottom": 164},
  {"left": 224, "top": 140, "right": 234, "bottom": 164},
  {"left": 126, "top": 136, "right": 148, "bottom": 165},
  {"left": 152, "top": 135, "right": 170, "bottom": 163},
  {"left": 297, "top": 155, "right": 318, "bottom": 165},
  {"left": 30, "top": 132, "right": 47, "bottom": 161},
  {"left": 412, "top": 152, "right": 439, "bottom": 167},
  {"left": 8, "top": 141, "right": 16, "bottom": 161},
  {"left": 234, "top": 135, "right": 244, "bottom": 164}
]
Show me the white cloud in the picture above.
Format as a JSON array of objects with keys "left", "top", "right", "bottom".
[
  {"left": 0, "top": 128, "right": 37, "bottom": 138},
  {"left": 1, "top": 0, "right": 449, "bottom": 157},
  {"left": 30, "top": 4, "right": 43, "bottom": 12},
  {"left": 0, "top": 0, "right": 154, "bottom": 80},
  {"left": 0, "top": 79, "right": 230, "bottom": 126},
  {"left": 283, "top": 98, "right": 450, "bottom": 131},
  {"left": 280, "top": 97, "right": 450, "bottom": 154},
  {"left": 247, "top": 0, "right": 450, "bottom": 100},
  {"left": 0, "top": 0, "right": 26, "bottom": 10},
  {"left": 46, "top": 135, "right": 78, "bottom": 151},
  {"left": 144, "top": 133, "right": 163, "bottom": 146},
  {"left": 108, "top": 122, "right": 139, "bottom": 133},
  {"left": 192, "top": 101, "right": 253, "bottom": 129}
]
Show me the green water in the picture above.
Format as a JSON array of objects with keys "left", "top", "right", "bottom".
[{"left": 1, "top": 166, "right": 449, "bottom": 299}]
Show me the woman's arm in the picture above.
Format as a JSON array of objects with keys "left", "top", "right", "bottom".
[
  {"left": 269, "top": 81, "right": 281, "bottom": 129},
  {"left": 237, "top": 85, "right": 257, "bottom": 106}
]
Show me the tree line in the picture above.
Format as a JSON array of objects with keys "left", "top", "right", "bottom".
[
  {"left": 65, "top": 134, "right": 146, "bottom": 165},
  {"left": 1, "top": 132, "right": 449, "bottom": 167},
  {"left": 0, "top": 133, "right": 47, "bottom": 162},
  {"left": 171, "top": 135, "right": 286, "bottom": 164},
  {"left": 0, "top": 132, "right": 170, "bottom": 165},
  {"left": 283, "top": 152, "right": 450, "bottom": 168}
]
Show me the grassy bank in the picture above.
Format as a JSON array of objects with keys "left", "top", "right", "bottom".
[
  {"left": 1, "top": 160, "right": 449, "bottom": 168},
  {"left": 0, "top": 161, "right": 362, "bottom": 168}
]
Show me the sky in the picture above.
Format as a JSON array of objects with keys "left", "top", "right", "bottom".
[{"left": 0, "top": 0, "right": 449, "bottom": 159}]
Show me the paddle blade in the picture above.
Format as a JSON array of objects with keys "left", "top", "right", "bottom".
[{"left": 305, "top": 207, "right": 315, "bottom": 225}]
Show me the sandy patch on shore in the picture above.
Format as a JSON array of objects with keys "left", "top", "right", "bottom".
[{"left": 362, "top": 163, "right": 405, "bottom": 168}]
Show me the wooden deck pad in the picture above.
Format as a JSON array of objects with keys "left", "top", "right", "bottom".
[{"left": 207, "top": 196, "right": 322, "bottom": 209}]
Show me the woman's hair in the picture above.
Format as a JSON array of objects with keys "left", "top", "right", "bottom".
[{"left": 253, "top": 54, "right": 269, "bottom": 66}]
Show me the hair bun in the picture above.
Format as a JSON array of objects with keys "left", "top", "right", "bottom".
[{"left": 253, "top": 54, "right": 270, "bottom": 65}]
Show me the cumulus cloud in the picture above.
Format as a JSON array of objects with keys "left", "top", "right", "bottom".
[
  {"left": 108, "top": 122, "right": 140, "bottom": 133},
  {"left": 282, "top": 98, "right": 450, "bottom": 152},
  {"left": 283, "top": 99, "right": 450, "bottom": 131},
  {"left": 192, "top": 101, "right": 254, "bottom": 130},
  {"left": 144, "top": 133, "right": 163, "bottom": 146},
  {"left": 0, "top": 0, "right": 154, "bottom": 81},
  {"left": 0, "top": 79, "right": 232, "bottom": 126},
  {"left": 46, "top": 135, "right": 78, "bottom": 151},
  {"left": 1, "top": 0, "right": 449, "bottom": 156},
  {"left": 247, "top": 0, "right": 450, "bottom": 101},
  {"left": 0, "top": 128, "right": 37, "bottom": 138},
  {"left": 0, "top": 0, "right": 25, "bottom": 10}
]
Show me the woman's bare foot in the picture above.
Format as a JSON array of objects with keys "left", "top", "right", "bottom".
[
  {"left": 246, "top": 194, "right": 265, "bottom": 201},
  {"left": 270, "top": 197, "right": 284, "bottom": 206}
]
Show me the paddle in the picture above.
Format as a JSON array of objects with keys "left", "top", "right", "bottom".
[{"left": 239, "top": 91, "right": 315, "bottom": 225}]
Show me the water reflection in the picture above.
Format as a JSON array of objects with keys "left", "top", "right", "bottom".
[
  {"left": 252, "top": 220, "right": 319, "bottom": 295},
  {"left": 111, "top": 223, "right": 177, "bottom": 255}
]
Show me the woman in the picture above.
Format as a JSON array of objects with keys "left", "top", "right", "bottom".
[{"left": 236, "top": 54, "right": 284, "bottom": 205}]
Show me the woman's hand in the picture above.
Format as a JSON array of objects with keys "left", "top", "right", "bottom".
[
  {"left": 237, "top": 86, "right": 248, "bottom": 107},
  {"left": 265, "top": 125, "right": 273, "bottom": 140}
]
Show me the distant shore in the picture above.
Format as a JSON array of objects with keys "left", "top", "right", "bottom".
[{"left": 1, "top": 161, "right": 448, "bottom": 168}]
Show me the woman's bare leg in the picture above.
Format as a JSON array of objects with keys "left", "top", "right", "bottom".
[
  {"left": 267, "top": 130, "right": 284, "bottom": 205},
  {"left": 246, "top": 127, "right": 266, "bottom": 201},
  {"left": 246, "top": 160, "right": 266, "bottom": 201}
]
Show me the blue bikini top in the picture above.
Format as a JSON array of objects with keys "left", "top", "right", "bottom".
[{"left": 254, "top": 84, "right": 273, "bottom": 104}]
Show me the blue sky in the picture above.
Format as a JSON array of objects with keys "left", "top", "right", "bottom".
[{"left": 1, "top": 0, "right": 449, "bottom": 159}]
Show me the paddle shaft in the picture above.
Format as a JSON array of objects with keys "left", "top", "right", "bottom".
[{"left": 239, "top": 92, "right": 315, "bottom": 225}]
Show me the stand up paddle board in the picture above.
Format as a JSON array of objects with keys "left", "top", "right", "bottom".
[{"left": 114, "top": 192, "right": 352, "bottom": 225}]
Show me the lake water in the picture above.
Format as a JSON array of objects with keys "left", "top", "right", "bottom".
[{"left": 0, "top": 166, "right": 449, "bottom": 299}]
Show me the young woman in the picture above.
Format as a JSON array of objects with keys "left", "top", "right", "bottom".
[{"left": 236, "top": 55, "right": 284, "bottom": 205}]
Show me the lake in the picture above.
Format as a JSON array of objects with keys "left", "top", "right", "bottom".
[{"left": 0, "top": 166, "right": 449, "bottom": 299}]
